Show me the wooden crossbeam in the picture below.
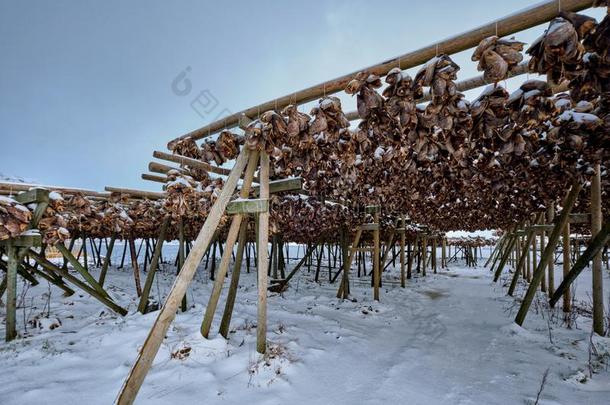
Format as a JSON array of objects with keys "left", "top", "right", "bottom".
[
  {"left": 116, "top": 148, "right": 251, "bottom": 404},
  {"left": 569, "top": 213, "right": 589, "bottom": 224},
  {"left": 226, "top": 198, "right": 268, "bottom": 214},
  {"left": 0, "top": 232, "right": 41, "bottom": 248},
  {"left": 141, "top": 173, "right": 167, "bottom": 183},
  {"left": 515, "top": 181, "right": 582, "bottom": 326},
  {"left": 550, "top": 222, "right": 610, "bottom": 308},
  {"left": 254, "top": 177, "right": 302, "bottom": 195}
]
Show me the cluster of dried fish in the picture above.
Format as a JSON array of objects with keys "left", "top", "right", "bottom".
[
  {"left": 527, "top": 11, "right": 597, "bottom": 83},
  {"left": 37, "top": 192, "right": 70, "bottom": 244},
  {"left": 472, "top": 36, "right": 525, "bottom": 82},
  {"left": 269, "top": 195, "right": 369, "bottom": 243},
  {"left": 447, "top": 237, "right": 496, "bottom": 248},
  {"left": 0, "top": 196, "right": 31, "bottom": 240}
]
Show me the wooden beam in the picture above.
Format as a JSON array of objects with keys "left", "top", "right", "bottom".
[
  {"left": 167, "top": 0, "right": 594, "bottom": 144},
  {"left": 591, "top": 163, "right": 604, "bottom": 335},
  {"left": 226, "top": 198, "right": 268, "bottom": 214},
  {"left": 254, "top": 177, "right": 302, "bottom": 195},
  {"left": 200, "top": 150, "right": 259, "bottom": 338},
  {"left": 550, "top": 222, "right": 610, "bottom": 308},
  {"left": 569, "top": 213, "right": 590, "bottom": 224},
  {"left": 28, "top": 249, "right": 128, "bottom": 316},
  {"left": 13, "top": 188, "right": 49, "bottom": 205},
  {"left": 5, "top": 244, "right": 17, "bottom": 341},
  {"left": 0, "top": 232, "right": 42, "bottom": 248},
  {"left": 153, "top": 150, "right": 256, "bottom": 180},
  {"left": 116, "top": 148, "right": 251, "bottom": 404},
  {"left": 515, "top": 180, "right": 582, "bottom": 326},
  {"left": 256, "top": 152, "right": 270, "bottom": 354},
  {"left": 104, "top": 187, "right": 164, "bottom": 200},
  {"left": 141, "top": 173, "right": 167, "bottom": 184},
  {"left": 0, "top": 181, "right": 110, "bottom": 199}
]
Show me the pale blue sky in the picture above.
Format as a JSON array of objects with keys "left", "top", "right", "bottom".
[{"left": 0, "top": 1, "right": 604, "bottom": 191}]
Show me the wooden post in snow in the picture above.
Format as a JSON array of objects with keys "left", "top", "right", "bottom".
[
  {"left": 591, "top": 163, "right": 604, "bottom": 335},
  {"left": 219, "top": 220, "right": 248, "bottom": 338},
  {"left": 256, "top": 151, "right": 270, "bottom": 353},
  {"left": 128, "top": 238, "right": 143, "bottom": 297},
  {"left": 561, "top": 222, "right": 571, "bottom": 313},
  {"left": 5, "top": 243, "right": 17, "bottom": 341},
  {"left": 138, "top": 217, "right": 170, "bottom": 314},
  {"left": 515, "top": 181, "right": 582, "bottom": 326},
  {"left": 400, "top": 216, "right": 406, "bottom": 287},
  {"left": 115, "top": 149, "right": 250, "bottom": 405},
  {"left": 98, "top": 234, "right": 116, "bottom": 287},
  {"left": 200, "top": 151, "right": 259, "bottom": 338},
  {"left": 546, "top": 205, "right": 555, "bottom": 296}
]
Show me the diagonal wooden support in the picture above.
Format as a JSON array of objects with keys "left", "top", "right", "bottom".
[
  {"left": 137, "top": 217, "right": 170, "bottom": 314},
  {"left": 219, "top": 220, "right": 249, "bottom": 338},
  {"left": 28, "top": 249, "right": 127, "bottom": 315},
  {"left": 515, "top": 180, "right": 582, "bottom": 326},
  {"left": 507, "top": 228, "right": 535, "bottom": 296},
  {"left": 269, "top": 244, "right": 315, "bottom": 293},
  {"left": 200, "top": 150, "right": 259, "bottom": 338},
  {"left": 98, "top": 234, "right": 116, "bottom": 287},
  {"left": 116, "top": 148, "right": 250, "bottom": 405},
  {"left": 493, "top": 227, "right": 520, "bottom": 282},
  {"left": 550, "top": 222, "right": 610, "bottom": 308},
  {"left": 55, "top": 243, "right": 110, "bottom": 299},
  {"left": 336, "top": 227, "right": 363, "bottom": 298}
]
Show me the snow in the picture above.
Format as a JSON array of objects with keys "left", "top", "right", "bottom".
[
  {"left": 557, "top": 110, "right": 600, "bottom": 124},
  {"left": 49, "top": 191, "right": 63, "bottom": 201},
  {"left": 0, "top": 195, "right": 18, "bottom": 204},
  {"left": 0, "top": 244, "right": 609, "bottom": 404}
]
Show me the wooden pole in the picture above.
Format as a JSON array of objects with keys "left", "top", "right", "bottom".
[
  {"left": 546, "top": 205, "right": 556, "bottom": 296},
  {"left": 116, "top": 149, "right": 250, "bottom": 405},
  {"left": 200, "top": 150, "right": 259, "bottom": 338},
  {"left": 373, "top": 212, "right": 380, "bottom": 301},
  {"left": 167, "top": 0, "right": 594, "bottom": 145},
  {"left": 5, "top": 243, "right": 17, "bottom": 341},
  {"left": 29, "top": 249, "right": 127, "bottom": 315},
  {"left": 550, "top": 222, "right": 610, "bottom": 308},
  {"left": 336, "top": 228, "right": 363, "bottom": 298},
  {"left": 256, "top": 151, "right": 270, "bottom": 354},
  {"left": 400, "top": 216, "right": 406, "bottom": 287},
  {"left": 441, "top": 237, "right": 446, "bottom": 269},
  {"left": 561, "top": 222, "right": 571, "bottom": 313},
  {"left": 219, "top": 219, "right": 248, "bottom": 338},
  {"left": 493, "top": 230, "right": 518, "bottom": 282},
  {"left": 515, "top": 181, "right": 582, "bottom": 326},
  {"left": 432, "top": 238, "right": 437, "bottom": 274},
  {"left": 137, "top": 217, "right": 170, "bottom": 314},
  {"left": 98, "top": 234, "right": 116, "bottom": 287},
  {"left": 421, "top": 236, "right": 427, "bottom": 277},
  {"left": 508, "top": 229, "right": 535, "bottom": 296},
  {"left": 178, "top": 218, "right": 187, "bottom": 312},
  {"left": 591, "top": 163, "right": 604, "bottom": 335},
  {"left": 129, "top": 238, "right": 143, "bottom": 297}
]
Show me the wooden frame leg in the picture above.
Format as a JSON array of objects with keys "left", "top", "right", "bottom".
[
  {"left": 256, "top": 151, "right": 270, "bottom": 354},
  {"left": 116, "top": 148, "right": 250, "bottom": 404}
]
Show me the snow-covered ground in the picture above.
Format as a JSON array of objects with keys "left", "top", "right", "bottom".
[{"left": 1, "top": 245, "right": 609, "bottom": 404}]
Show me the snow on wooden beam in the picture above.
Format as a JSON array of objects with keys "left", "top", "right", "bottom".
[
  {"left": 141, "top": 173, "right": 168, "bottom": 184},
  {"left": 0, "top": 181, "right": 110, "bottom": 199},
  {"left": 104, "top": 187, "right": 165, "bottom": 200}
]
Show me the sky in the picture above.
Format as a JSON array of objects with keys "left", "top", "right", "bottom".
[{"left": 0, "top": 1, "right": 605, "bottom": 192}]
